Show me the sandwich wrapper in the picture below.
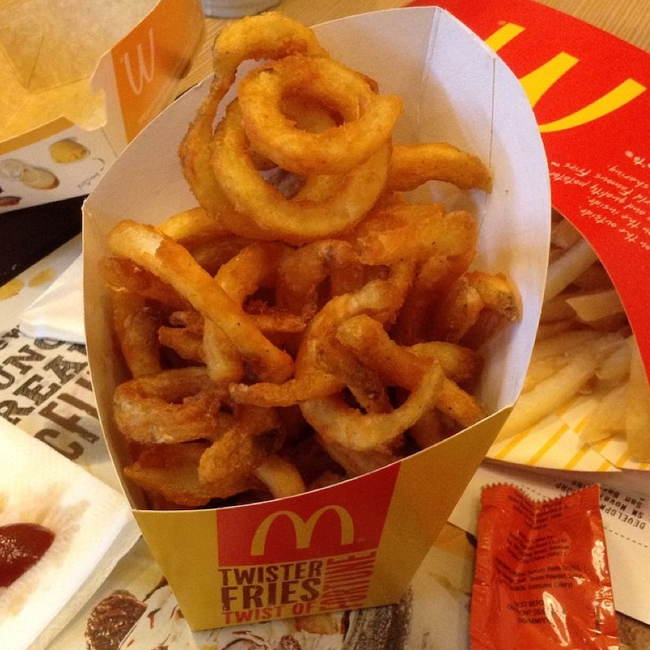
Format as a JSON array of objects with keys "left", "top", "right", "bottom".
[
  {"left": 17, "top": 251, "right": 85, "bottom": 345},
  {"left": 0, "top": 0, "right": 204, "bottom": 214},
  {"left": 0, "top": 417, "right": 140, "bottom": 650},
  {"left": 82, "top": 7, "right": 550, "bottom": 630}
]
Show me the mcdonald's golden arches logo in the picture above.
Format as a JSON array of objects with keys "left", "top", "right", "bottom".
[
  {"left": 250, "top": 506, "right": 355, "bottom": 557},
  {"left": 216, "top": 463, "right": 400, "bottom": 565}
]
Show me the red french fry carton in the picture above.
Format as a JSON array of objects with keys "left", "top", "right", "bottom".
[{"left": 415, "top": 0, "right": 650, "bottom": 470}]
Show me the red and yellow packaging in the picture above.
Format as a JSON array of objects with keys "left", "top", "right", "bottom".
[
  {"left": 417, "top": 0, "right": 650, "bottom": 386},
  {"left": 83, "top": 7, "right": 551, "bottom": 629},
  {"left": 409, "top": 0, "right": 650, "bottom": 472}
]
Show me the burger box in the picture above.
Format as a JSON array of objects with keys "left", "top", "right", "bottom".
[
  {"left": 0, "top": 0, "right": 204, "bottom": 287},
  {"left": 0, "top": 0, "right": 204, "bottom": 215},
  {"left": 412, "top": 0, "right": 650, "bottom": 472},
  {"left": 82, "top": 7, "right": 551, "bottom": 630}
]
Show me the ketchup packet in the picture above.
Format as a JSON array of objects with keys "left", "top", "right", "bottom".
[{"left": 470, "top": 483, "right": 620, "bottom": 649}]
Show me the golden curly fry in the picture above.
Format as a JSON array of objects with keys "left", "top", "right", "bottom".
[
  {"left": 104, "top": 12, "right": 514, "bottom": 509},
  {"left": 108, "top": 220, "right": 294, "bottom": 384},
  {"left": 212, "top": 101, "right": 392, "bottom": 243},
  {"left": 113, "top": 367, "right": 226, "bottom": 445},
  {"left": 301, "top": 361, "right": 445, "bottom": 453},
  {"left": 178, "top": 11, "right": 329, "bottom": 224},
  {"left": 387, "top": 142, "right": 493, "bottom": 193},
  {"left": 238, "top": 54, "right": 402, "bottom": 175}
]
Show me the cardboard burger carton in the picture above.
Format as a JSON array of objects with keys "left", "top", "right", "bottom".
[
  {"left": 413, "top": 0, "right": 650, "bottom": 472},
  {"left": 0, "top": 0, "right": 204, "bottom": 214},
  {"left": 83, "top": 7, "right": 550, "bottom": 630}
]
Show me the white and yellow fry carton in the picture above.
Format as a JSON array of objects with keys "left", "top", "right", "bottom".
[
  {"left": 83, "top": 7, "right": 550, "bottom": 630},
  {"left": 0, "top": 0, "right": 204, "bottom": 212}
]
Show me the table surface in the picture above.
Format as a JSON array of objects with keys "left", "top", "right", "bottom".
[
  {"left": 5, "top": 2, "right": 649, "bottom": 648},
  {"left": 180, "top": 0, "right": 650, "bottom": 94}
]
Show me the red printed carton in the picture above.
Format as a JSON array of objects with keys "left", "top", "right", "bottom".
[{"left": 411, "top": 0, "right": 650, "bottom": 471}]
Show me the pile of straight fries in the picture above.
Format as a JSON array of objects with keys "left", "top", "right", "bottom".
[{"left": 495, "top": 210, "right": 650, "bottom": 463}]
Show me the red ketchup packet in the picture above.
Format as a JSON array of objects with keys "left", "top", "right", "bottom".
[{"left": 470, "top": 483, "right": 620, "bottom": 649}]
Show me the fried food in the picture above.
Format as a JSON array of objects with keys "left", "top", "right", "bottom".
[
  {"left": 178, "top": 11, "right": 329, "bottom": 228},
  {"left": 113, "top": 367, "right": 226, "bottom": 445},
  {"left": 238, "top": 54, "right": 402, "bottom": 175},
  {"left": 108, "top": 220, "right": 294, "bottom": 383},
  {"left": 211, "top": 100, "right": 392, "bottom": 243},
  {"left": 103, "top": 12, "right": 518, "bottom": 508},
  {"left": 387, "top": 142, "right": 492, "bottom": 193},
  {"left": 495, "top": 210, "right": 650, "bottom": 464}
]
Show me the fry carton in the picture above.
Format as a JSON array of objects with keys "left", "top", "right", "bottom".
[
  {"left": 82, "top": 7, "right": 550, "bottom": 630},
  {"left": 413, "top": 0, "right": 650, "bottom": 472},
  {"left": 0, "top": 0, "right": 204, "bottom": 213}
]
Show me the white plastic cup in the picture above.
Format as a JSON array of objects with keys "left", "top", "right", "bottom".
[{"left": 200, "top": 0, "right": 280, "bottom": 18}]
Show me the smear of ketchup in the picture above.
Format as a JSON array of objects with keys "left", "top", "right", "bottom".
[{"left": 0, "top": 523, "right": 55, "bottom": 587}]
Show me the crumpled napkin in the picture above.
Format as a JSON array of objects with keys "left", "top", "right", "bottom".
[
  {"left": 0, "top": 419, "right": 140, "bottom": 650},
  {"left": 18, "top": 252, "right": 85, "bottom": 344}
]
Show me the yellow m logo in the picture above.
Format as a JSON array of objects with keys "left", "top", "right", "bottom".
[
  {"left": 486, "top": 23, "right": 646, "bottom": 133},
  {"left": 250, "top": 506, "right": 355, "bottom": 557}
]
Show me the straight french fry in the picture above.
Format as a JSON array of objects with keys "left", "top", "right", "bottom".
[
  {"left": 522, "top": 355, "right": 568, "bottom": 393},
  {"left": 544, "top": 237, "right": 599, "bottom": 301},
  {"left": 565, "top": 288, "right": 624, "bottom": 322},
  {"left": 499, "top": 210, "right": 650, "bottom": 466},
  {"left": 495, "top": 351, "right": 599, "bottom": 442},
  {"left": 580, "top": 383, "right": 628, "bottom": 444},
  {"left": 550, "top": 213, "right": 582, "bottom": 249},
  {"left": 626, "top": 340, "right": 650, "bottom": 463},
  {"left": 530, "top": 330, "right": 617, "bottom": 363},
  {"left": 596, "top": 336, "right": 632, "bottom": 384}
]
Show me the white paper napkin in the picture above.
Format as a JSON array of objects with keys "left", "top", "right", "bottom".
[
  {"left": 0, "top": 419, "right": 140, "bottom": 650},
  {"left": 18, "top": 252, "right": 85, "bottom": 344}
]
